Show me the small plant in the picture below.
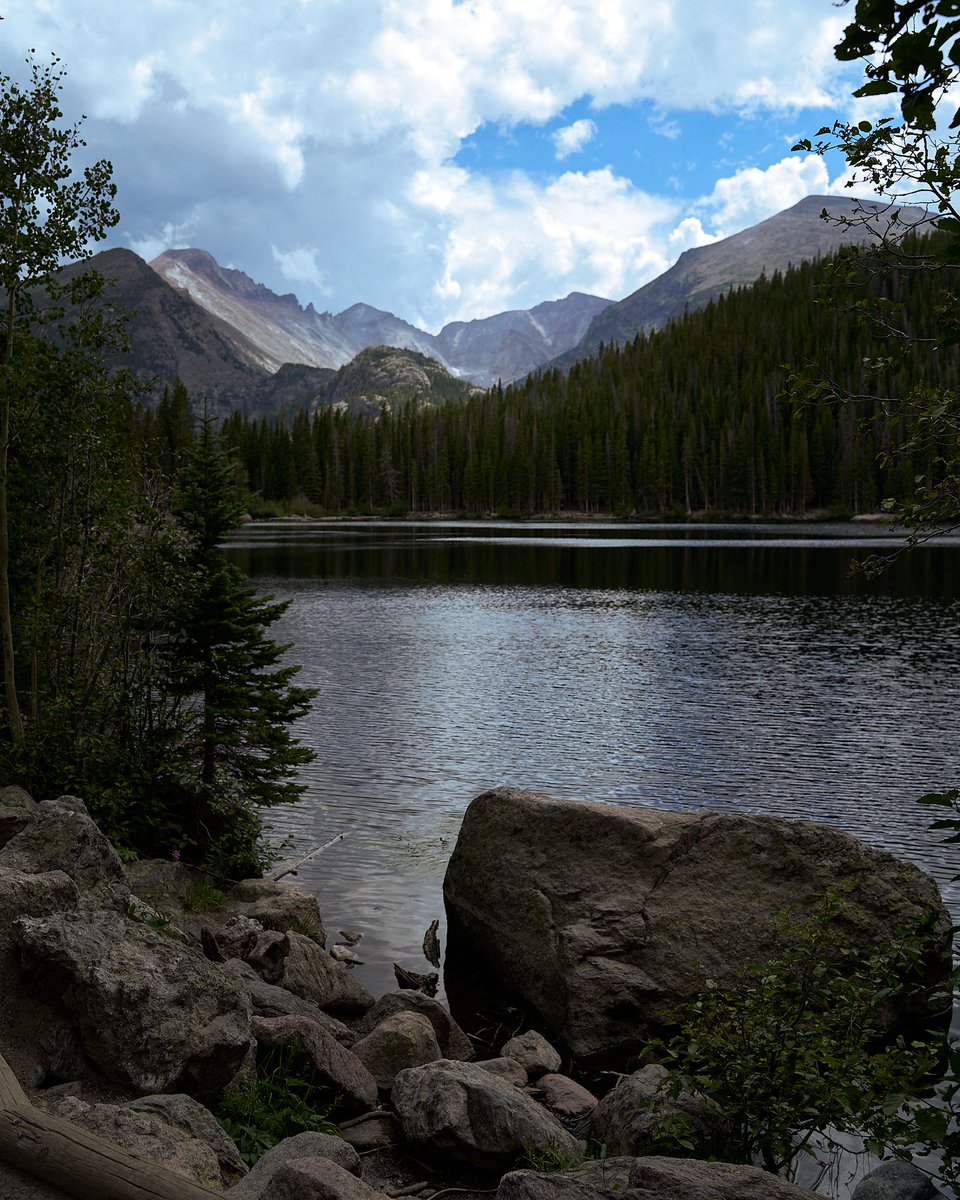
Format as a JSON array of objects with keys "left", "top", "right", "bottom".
[
  {"left": 183, "top": 877, "right": 226, "bottom": 914},
  {"left": 216, "top": 1042, "right": 339, "bottom": 1165},
  {"left": 521, "top": 1138, "right": 584, "bottom": 1172},
  {"left": 648, "top": 887, "right": 940, "bottom": 1178}
]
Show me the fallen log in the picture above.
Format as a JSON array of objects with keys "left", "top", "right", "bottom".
[
  {"left": 268, "top": 830, "right": 349, "bottom": 881},
  {"left": 0, "top": 1050, "right": 220, "bottom": 1200}
]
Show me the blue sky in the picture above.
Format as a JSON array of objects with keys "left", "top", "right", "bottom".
[{"left": 0, "top": 1, "right": 877, "bottom": 331}]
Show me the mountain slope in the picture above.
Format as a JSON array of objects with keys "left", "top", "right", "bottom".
[
  {"left": 150, "top": 249, "right": 611, "bottom": 386},
  {"left": 552, "top": 195, "right": 932, "bottom": 368}
]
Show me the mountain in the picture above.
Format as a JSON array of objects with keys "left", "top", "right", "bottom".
[
  {"left": 551, "top": 195, "right": 932, "bottom": 369},
  {"left": 150, "top": 248, "right": 610, "bottom": 387}
]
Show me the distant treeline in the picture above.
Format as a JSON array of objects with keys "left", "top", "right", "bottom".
[{"left": 143, "top": 240, "right": 960, "bottom": 519}]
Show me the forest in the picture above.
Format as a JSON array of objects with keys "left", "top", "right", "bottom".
[{"left": 190, "top": 241, "right": 959, "bottom": 521}]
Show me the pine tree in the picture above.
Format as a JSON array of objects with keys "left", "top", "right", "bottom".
[{"left": 157, "top": 420, "right": 316, "bottom": 877}]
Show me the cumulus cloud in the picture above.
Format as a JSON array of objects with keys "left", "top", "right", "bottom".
[
  {"left": 698, "top": 154, "right": 845, "bottom": 235},
  {"left": 552, "top": 118, "right": 597, "bottom": 159},
  {"left": 272, "top": 245, "right": 332, "bottom": 294}
]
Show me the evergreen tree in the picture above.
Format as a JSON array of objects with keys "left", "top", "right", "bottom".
[{"left": 156, "top": 420, "right": 316, "bottom": 876}]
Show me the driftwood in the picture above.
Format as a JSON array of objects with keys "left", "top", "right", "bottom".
[
  {"left": 268, "top": 831, "right": 349, "bottom": 881},
  {"left": 0, "top": 1049, "right": 220, "bottom": 1200}
]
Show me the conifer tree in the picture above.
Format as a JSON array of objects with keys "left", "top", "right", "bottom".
[{"left": 158, "top": 419, "right": 315, "bottom": 876}]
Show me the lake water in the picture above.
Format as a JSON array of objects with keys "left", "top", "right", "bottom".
[{"left": 226, "top": 519, "right": 960, "bottom": 1008}]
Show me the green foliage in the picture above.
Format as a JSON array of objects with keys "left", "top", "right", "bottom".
[
  {"left": 521, "top": 1139, "right": 584, "bottom": 1172},
  {"left": 183, "top": 878, "right": 226, "bottom": 914},
  {"left": 216, "top": 1042, "right": 339, "bottom": 1166},
  {"left": 649, "top": 889, "right": 939, "bottom": 1177}
]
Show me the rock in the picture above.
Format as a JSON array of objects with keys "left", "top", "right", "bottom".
[
  {"left": 222, "top": 957, "right": 355, "bottom": 1045},
  {"left": 391, "top": 1058, "right": 582, "bottom": 1173},
  {"left": 126, "top": 1093, "right": 247, "bottom": 1186},
  {"left": 227, "top": 1132, "right": 363, "bottom": 1200},
  {"left": 251, "top": 1014, "right": 378, "bottom": 1114},
  {"left": 0, "top": 784, "right": 37, "bottom": 848},
  {"left": 851, "top": 1161, "right": 944, "bottom": 1200},
  {"left": 502, "top": 1031, "right": 562, "bottom": 1078},
  {"left": 274, "top": 932, "right": 376, "bottom": 1016},
  {"left": 535, "top": 1075, "right": 597, "bottom": 1121},
  {"left": 443, "top": 788, "right": 953, "bottom": 1059},
  {"left": 497, "top": 1157, "right": 637, "bottom": 1200},
  {"left": 246, "top": 929, "right": 288, "bottom": 982},
  {"left": 359, "top": 990, "right": 474, "bottom": 1060},
  {"left": 330, "top": 943, "right": 363, "bottom": 964},
  {"left": 627, "top": 1155, "right": 816, "bottom": 1197},
  {"left": 475, "top": 1057, "right": 528, "bottom": 1085},
  {"left": 337, "top": 1112, "right": 398, "bottom": 1152},
  {"left": 224, "top": 877, "right": 326, "bottom": 946},
  {"left": 53, "top": 1094, "right": 230, "bottom": 1190},
  {"left": 393, "top": 963, "right": 438, "bottom": 995},
  {"left": 350, "top": 1011, "right": 442, "bottom": 1092},
  {"left": 0, "top": 799, "right": 130, "bottom": 913},
  {"left": 15, "top": 909, "right": 253, "bottom": 1099},
  {"left": 215, "top": 915, "right": 264, "bottom": 960},
  {"left": 587, "top": 1064, "right": 726, "bottom": 1159}
]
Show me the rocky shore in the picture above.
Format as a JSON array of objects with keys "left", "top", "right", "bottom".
[{"left": 0, "top": 784, "right": 951, "bottom": 1200}]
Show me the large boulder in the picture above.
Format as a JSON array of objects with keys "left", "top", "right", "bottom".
[
  {"left": 224, "top": 877, "right": 326, "bottom": 946},
  {"left": 350, "top": 1011, "right": 443, "bottom": 1092},
  {"left": 0, "top": 798, "right": 130, "bottom": 912},
  {"left": 246, "top": 930, "right": 375, "bottom": 1017},
  {"left": 498, "top": 1156, "right": 815, "bottom": 1200},
  {"left": 391, "top": 1058, "right": 582, "bottom": 1173},
  {"left": 587, "top": 1064, "right": 726, "bottom": 1158},
  {"left": 0, "top": 784, "right": 37, "bottom": 848},
  {"left": 222, "top": 957, "right": 355, "bottom": 1044},
  {"left": 251, "top": 1014, "right": 378, "bottom": 1115},
  {"left": 15, "top": 909, "right": 253, "bottom": 1099},
  {"left": 443, "top": 788, "right": 952, "bottom": 1059},
  {"left": 359, "top": 989, "right": 474, "bottom": 1060}
]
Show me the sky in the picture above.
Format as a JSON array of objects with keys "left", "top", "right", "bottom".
[{"left": 0, "top": 0, "right": 881, "bottom": 333}]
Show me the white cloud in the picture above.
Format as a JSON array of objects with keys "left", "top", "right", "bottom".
[
  {"left": 698, "top": 154, "right": 845, "bottom": 235},
  {"left": 552, "top": 118, "right": 597, "bottom": 159},
  {"left": 271, "top": 245, "right": 331, "bottom": 294},
  {"left": 125, "top": 214, "right": 203, "bottom": 263}
]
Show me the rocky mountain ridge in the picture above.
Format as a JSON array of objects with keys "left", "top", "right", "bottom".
[{"left": 151, "top": 248, "right": 611, "bottom": 388}]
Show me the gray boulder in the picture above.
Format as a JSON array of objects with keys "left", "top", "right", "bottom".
[
  {"left": 628, "top": 1155, "right": 817, "bottom": 1197},
  {"left": 535, "top": 1075, "right": 597, "bottom": 1121},
  {"left": 497, "top": 1158, "right": 637, "bottom": 1200},
  {"left": 225, "top": 876, "right": 326, "bottom": 946},
  {"left": 851, "top": 1161, "right": 944, "bottom": 1200},
  {"left": 359, "top": 989, "right": 474, "bottom": 1060},
  {"left": 126, "top": 1093, "right": 248, "bottom": 1186},
  {"left": 350, "top": 1011, "right": 442, "bottom": 1092},
  {"left": 0, "top": 798, "right": 130, "bottom": 912},
  {"left": 476, "top": 1057, "right": 528, "bottom": 1085},
  {"left": 391, "top": 1058, "right": 582, "bottom": 1173},
  {"left": 256, "top": 931, "right": 375, "bottom": 1016},
  {"left": 502, "top": 1031, "right": 562, "bottom": 1078},
  {"left": 15, "top": 909, "right": 253, "bottom": 1099},
  {"left": 227, "top": 1132, "right": 363, "bottom": 1200},
  {"left": 443, "top": 788, "right": 952, "bottom": 1058},
  {"left": 222, "top": 957, "right": 355, "bottom": 1044},
  {"left": 587, "top": 1064, "right": 725, "bottom": 1158},
  {"left": 53, "top": 1093, "right": 239, "bottom": 1190},
  {"left": 251, "top": 1014, "right": 378, "bottom": 1114},
  {"left": 0, "top": 784, "right": 37, "bottom": 848}
]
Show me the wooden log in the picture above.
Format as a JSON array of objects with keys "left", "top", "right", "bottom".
[
  {"left": 268, "top": 830, "right": 348, "bottom": 881},
  {"left": 0, "top": 1051, "right": 221, "bottom": 1200}
]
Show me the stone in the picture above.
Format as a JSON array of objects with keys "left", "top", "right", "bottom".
[
  {"left": 391, "top": 1058, "right": 582, "bottom": 1173},
  {"left": 15, "top": 909, "right": 253, "bottom": 1099},
  {"left": 358, "top": 989, "right": 474, "bottom": 1060},
  {"left": 251, "top": 1014, "right": 378, "bottom": 1114},
  {"left": 0, "top": 799, "right": 130, "bottom": 913},
  {"left": 270, "top": 931, "right": 375, "bottom": 1016},
  {"left": 851, "top": 1161, "right": 944, "bottom": 1200},
  {"left": 0, "top": 784, "right": 37, "bottom": 848},
  {"left": 337, "top": 1113, "right": 398, "bottom": 1152},
  {"left": 53, "top": 1094, "right": 230, "bottom": 1190},
  {"left": 217, "top": 915, "right": 265, "bottom": 960},
  {"left": 535, "top": 1075, "right": 597, "bottom": 1120},
  {"left": 497, "top": 1158, "right": 637, "bottom": 1200},
  {"left": 224, "top": 876, "right": 326, "bottom": 945},
  {"left": 222, "top": 957, "right": 355, "bottom": 1045},
  {"left": 443, "top": 788, "right": 952, "bottom": 1059},
  {"left": 502, "top": 1031, "right": 562, "bottom": 1078},
  {"left": 627, "top": 1155, "right": 817, "bottom": 1198},
  {"left": 228, "top": 1132, "right": 363, "bottom": 1200},
  {"left": 350, "top": 1011, "right": 442, "bottom": 1092},
  {"left": 587, "top": 1064, "right": 725, "bottom": 1159},
  {"left": 125, "top": 1093, "right": 247, "bottom": 1186},
  {"left": 476, "top": 1057, "right": 528, "bottom": 1085}
]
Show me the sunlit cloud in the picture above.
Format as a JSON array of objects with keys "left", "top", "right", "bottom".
[{"left": 552, "top": 118, "right": 598, "bottom": 159}]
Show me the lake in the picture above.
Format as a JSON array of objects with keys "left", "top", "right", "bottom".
[{"left": 226, "top": 519, "right": 960, "bottom": 1006}]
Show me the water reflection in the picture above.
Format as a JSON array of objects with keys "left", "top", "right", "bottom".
[{"left": 227, "top": 522, "right": 960, "bottom": 1002}]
